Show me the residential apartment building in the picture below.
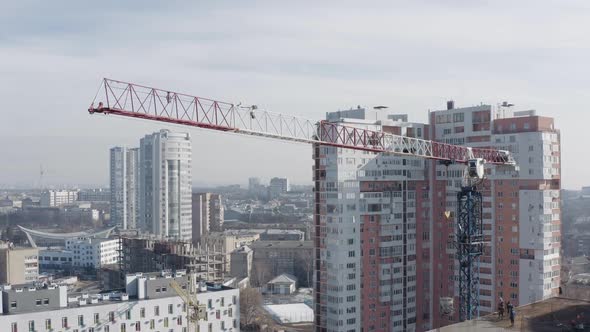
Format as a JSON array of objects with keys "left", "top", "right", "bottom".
[
  {"left": 192, "top": 193, "right": 224, "bottom": 244},
  {"left": 313, "top": 104, "right": 561, "bottom": 331},
  {"left": 139, "top": 130, "right": 192, "bottom": 241},
  {"left": 269, "top": 177, "right": 290, "bottom": 199},
  {"left": 110, "top": 147, "right": 139, "bottom": 229},
  {"left": 40, "top": 190, "right": 78, "bottom": 207},
  {"left": 0, "top": 270, "right": 240, "bottom": 332},
  {"left": 0, "top": 247, "right": 39, "bottom": 284}
]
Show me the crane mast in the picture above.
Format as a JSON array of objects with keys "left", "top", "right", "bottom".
[{"left": 88, "top": 78, "right": 517, "bottom": 324}]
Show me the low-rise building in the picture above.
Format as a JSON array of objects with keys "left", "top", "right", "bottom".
[
  {"left": 0, "top": 247, "right": 39, "bottom": 284},
  {"left": 264, "top": 273, "right": 297, "bottom": 295},
  {"left": 65, "top": 238, "right": 120, "bottom": 268},
  {"left": 0, "top": 270, "right": 240, "bottom": 332},
  {"left": 250, "top": 241, "right": 313, "bottom": 287},
  {"left": 259, "top": 229, "right": 304, "bottom": 241}
]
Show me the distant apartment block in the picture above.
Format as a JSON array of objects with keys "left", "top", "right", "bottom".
[
  {"left": 192, "top": 193, "right": 224, "bottom": 243},
  {"left": 78, "top": 188, "right": 111, "bottom": 202},
  {"left": 110, "top": 147, "right": 139, "bottom": 229},
  {"left": 40, "top": 190, "right": 78, "bottom": 207},
  {"left": 313, "top": 104, "right": 561, "bottom": 331},
  {"left": 139, "top": 130, "right": 192, "bottom": 241},
  {"left": 269, "top": 177, "right": 290, "bottom": 198},
  {"left": 0, "top": 247, "right": 39, "bottom": 284}
]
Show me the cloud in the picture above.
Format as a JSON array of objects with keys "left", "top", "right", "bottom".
[{"left": 0, "top": 0, "right": 587, "bottom": 188}]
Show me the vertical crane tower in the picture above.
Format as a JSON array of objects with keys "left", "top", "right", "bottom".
[{"left": 88, "top": 78, "right": 516, "bottom": 322}]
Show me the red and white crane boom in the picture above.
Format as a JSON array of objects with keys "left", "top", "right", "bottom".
[{"left": 88, "top": 78, "right": 514, "bottom": 165}]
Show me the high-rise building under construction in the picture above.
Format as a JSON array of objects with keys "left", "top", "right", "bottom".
[{"left": 313, "top": 104, "right": 561, "bottom": 332}]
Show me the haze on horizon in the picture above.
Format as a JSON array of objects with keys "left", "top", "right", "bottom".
[{"left": 0, "top": 0, "right": 587, "bottom": 189}]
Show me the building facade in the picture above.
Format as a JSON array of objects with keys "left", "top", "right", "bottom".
[
  {"left": 250, "top": 240, "right": 313, "bottom": 287},
  {"left": 78, "top": 188, "right": 111, "bottom": 202},
  {"left": 1, "top": 271, "right": 240, "bottom": 332},
  {"left": 313, "top": 105, "right": 561, "bottom": 331},
  {"left": 269, "top": 177, "right": 290, "bottom": 199},
  {"left": 139, "top": 130, "right": 192, "bottom": 241},
  {"left": 0, "top": 247, "right": 39, "bottom": 285},
  {"left": 110, "top": 147, "right": 139, "bottom": 229},
  {"left": 40, "top": 190, "right": 78, "bottom": 207},
  {"left": 192, "top": 193, "right": 224, "bottom": 244}
]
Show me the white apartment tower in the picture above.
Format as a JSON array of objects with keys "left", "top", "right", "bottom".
[
  {"left": 110, "top": 147, "right": 139, "bottom": 229},
  {"left": 139, "top": 130, "right": 192, "bottom": 241}
]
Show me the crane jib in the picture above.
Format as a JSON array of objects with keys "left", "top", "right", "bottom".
[{"left": 88, "top": 78, "right": 515, "bottom": 166}]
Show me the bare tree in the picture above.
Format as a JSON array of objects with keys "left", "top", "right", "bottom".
[{"left": 240, "top": 287, "right": 262, "bottom": 328}]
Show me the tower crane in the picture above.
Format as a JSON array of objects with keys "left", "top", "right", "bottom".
[
  {"left": 88, "top": 78, "right": 517, "bottom": 323},
  {"left": 169, "top": 277, "right": 207, "bottom": 332}
]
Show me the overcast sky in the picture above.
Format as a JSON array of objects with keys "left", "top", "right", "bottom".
[{"left": 0, "top": 0, "right": 587, "bottom": 188}]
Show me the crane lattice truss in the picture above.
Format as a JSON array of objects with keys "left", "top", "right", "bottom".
[
  {"left": 89, "top": 78, "right": 514, "bottom": 165},
  {"left": 456, "top": 186, "right": 484, "bottom": 322}
]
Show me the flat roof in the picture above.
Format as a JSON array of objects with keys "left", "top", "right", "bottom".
[
  {"left": 430, "top": 297, "right": 590, "bottom": 332},
  {"left": 250, "top": 240, "right": 312, "bottom": 249},
  {"left": 264, "top": 303, "right": 313, "bottom": 324}
]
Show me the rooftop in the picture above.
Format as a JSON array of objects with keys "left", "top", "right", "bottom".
[
  {"left": 263, "top": 303, "right": 314, "bottom": 324},
  {"left": 430, "top": 297, "right": 590, "bottom": 332},
  {"left": 250, "top": 240, "right": 312, "bottom": 249}
]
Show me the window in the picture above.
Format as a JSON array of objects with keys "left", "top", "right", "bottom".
[
  {"left": 149, "top": 319, "right": 155, "bottom": 329},
  {"left": 221, "top": 297, "right": 225, "bottom": 306},
  {"left": 208, "top": 299, "right": 213, "bottom": 309},
  {"left": 164, "top": 317, "right": 169, "bottom": 328},
  {"left": 135, "top": 321, "right": 141, "bottom": 331},
  {"left": 154, "top": 305, "right": 159, "bottom": 316},
  {"left": 11, "top": 323, "right": 17, "bottom": 332},
  {"left": 208, "top": 323, "right": 213, "bottom": 332},
  {"left": 233, "top": 295, "right": 237, "bottom": 304},
  {"left": 110, "top": 312, "right": 115, "bottom": 322},
  {"left": 168, "top": 304, "right": 174, "bottom": 314},
  {"left": 45, "top": 319, "right": 52, "bottom": 330},
  {"left": 229, "top": 308, "right": 233, "bottom": 317},
  {"left": 126, "top": 310, "right": 131, "bottom": 320},
  {"left": 11, "top": 301, "right": 17, "bottom": 308},
  {"left": 36, "top": 299, "right": 42, "bottom": 306},
  {"left": 94, "top": 313, "right": 100, "bottom": 324},
  {"left": 120, "top": 323, "right": 126, "bottom": 332},
  {"left": 105, "top": 326, "right": 110, "bottom": 332},
  {"left": 89, "top": 328, "right": 95, "bottom": 332},
  {"left": 28, "top": 321, "right": 34, "bottom": 332},
  {"left": 43, "top": 298, "right": 49, "bottom": 305},
  {"left": 78, "top": 315, "right": 84, "bottom": 326},
  {"left": 62, "top": 317, "right": 68, "bottom": 328},
  {"left": 216, "top": 310, "right": 221, "bottom": 319},
  {"left": 140, "top": 308, "right": 145, "bottom": 318}
]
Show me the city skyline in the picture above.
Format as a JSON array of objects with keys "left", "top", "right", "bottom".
[{"left": 0, "top": 1, "right": 588, "bottom": 189}]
